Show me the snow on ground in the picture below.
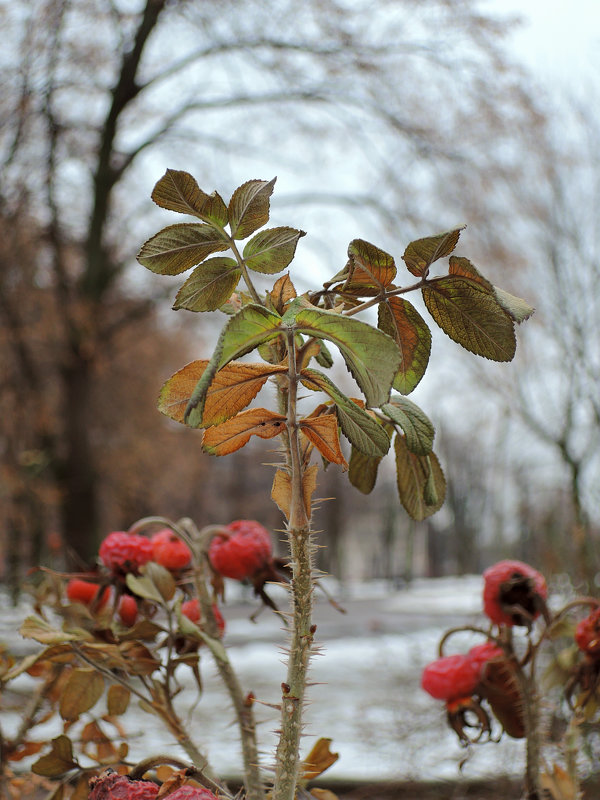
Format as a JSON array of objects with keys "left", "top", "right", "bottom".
[{"left": 1, "top": 576, "right": 527, "bottom": 782}]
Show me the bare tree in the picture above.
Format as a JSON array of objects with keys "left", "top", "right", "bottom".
[{"left": 0, "top": 0, "right": 540, "bottom": 567}]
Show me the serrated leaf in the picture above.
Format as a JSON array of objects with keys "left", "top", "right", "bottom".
[
  {"left": 202, "top": 408, "right": 286, "bottom": 455},
  {"left": 345, "top": 239, "right": 396, "bottom": 289},
  {"left": 126, "top": 573, "right": 164, "bottom": 604},
  {"left": 448, "top": 255, "right": 493, "bottom": 289},
  {"left": 184, "top": 305, "right": 283, "bottom": 428},
  {"left": 19, "top": 616, "right": 83, "bottom": 645},
  {"left": 229, "top": 178, "right": 276, "bottom": 239},
  {"left": 283, "top": 301, "right": 401, "bottom": 407},
  {"left": 348, "top": 447, "right": 382, "bottom": 494},
  {"left": 107, "top": 684, "right": 130, "bottom": 716},
  {"left": 422, "top": 277, "right": 516, "bottom": 361},
  {"left": 300, "top": 415, "right": 348, "bottom": 467},
  {"left": 493, "top": 286, "right": 535, "bottom": 323},
  {"left": 301, "top": 368, "right": 390, "bottom": 457},
  {"left": 402, "top": 227, "right": 465, "bottom": 277},
  {"left": 159, "top": 359, "right": 286, "bottom": 428},
  {"left": 137, "top": 223, "right": 228, "bottom": 275},
  {"left": 378, "top": 297, "right": 431, "bottom": 394},
  {"left": 173, "top": 257, "right": 240, "bottom": 312},
  {"left": 382, "top": 397, "right": 434, "bottom": 455},
  {"left": 32, "top": 735, "right": 76, "bottom": 778},
  {"left": 243, "top": 226, "right": 305, "bottom": 274},
  {"left": 394, "top": 435, "right": 445, "bottom": 520},
  {"left": 59, "top": 669, "right": 104, "bottom": 721},
  {"left": 151, "top": 169, "right": 228, "bottom": 226},
  {"left": 269, "top": 272, "right": 297, "bottom": 314}
]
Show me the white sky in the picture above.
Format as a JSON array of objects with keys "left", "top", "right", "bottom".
[{"left": 489, "top": 0, "right": 600, "bottom": 83}]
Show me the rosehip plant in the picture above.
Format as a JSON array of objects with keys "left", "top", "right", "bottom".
[
  {"left": 422, "top": 559, "right": 600, "bottom": 799},
  {"left": 5, "top": 171, "right": 535, "bottom": 799}
]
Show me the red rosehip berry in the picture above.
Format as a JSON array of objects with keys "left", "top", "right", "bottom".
[
  {"left": 482, "top": 559, "right": 548, "bottom": 627},
  {"left": 575, "top": 607, "right": 600, "bottom": 655},
  {"left": 151, "top": 529, "right": 192, "bottom": 571},
  {"left": 181, "top": 599, "right": 226, "bottom": 637},
  {"left": 166, "top": 787, "right": 218, "bottom": 800},
  {"left": 99, "top": 532, "right": 153, "bottom": 575},
  {"left": 66, "top": 579, "right": 110, "bottom": 609},
  {"left": 208, "top": 520, "right": 272, "bottom": 581},
  {"left": 421, "top": 654, "right": 479, "bottom": 702},
  {"left": 88, "top": 771, "right": 158, "bottom": 800},
  {"left": 118, "top": 595, "right": 138, "bottom": 627},
  {"left": 467, "top": 641, "right": 504, "bottom": 677}
]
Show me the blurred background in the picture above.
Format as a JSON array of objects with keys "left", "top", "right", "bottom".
[{"left": 1, "top": 0, "right": 599, "bottom": 598}]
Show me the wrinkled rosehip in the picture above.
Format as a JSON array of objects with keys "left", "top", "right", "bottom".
[
  {"left": 99, "top": 532, "right": 154, "bottom": 575},
  {"left": 208, "top": 519, "right": 272, "bottom": 581},
  {"left": 468, "top": 641, "right": 504, "bottom": 677},
  {"left": 151, "top": 528, "right": 192, "bottom": 571},
  {"left": 421, "top": 654, "right": 479, "bottom": 702},
  {"left": 576, "top": 607, "right": 600, "bottom": 655},
  {"left": 482, "top": 559, "right": 548, "bottom": 627}
]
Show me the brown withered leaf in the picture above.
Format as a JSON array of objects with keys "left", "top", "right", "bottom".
[
  {"left": 158, "top": 360, "right": 286, "bottom": 427},
  {"left": 269, "top": 272, "right": 297, "bottom": 313},
  {"left": 59, "top": 669, "right": 104, "bottom": 721},
  {"left": 540, "top": 763, "right": 578, "bottom": 800},
  {"left": 271, "top": 464, "right": 319, "bottom": 520},
  {"left": 202, "top": 408, "right": 286, "bottom": 455},
  {"left": 310, "top": 790, "right": 340, "bottom": 800},
  {"left": 302, "top": 737, "right": 340, "bottom": 781},
  {"left": 300, "top": 415, "right": 348, "bottom": 468},
  {"left": 107, "top": 684, "right": 131, "bottom": 717}
]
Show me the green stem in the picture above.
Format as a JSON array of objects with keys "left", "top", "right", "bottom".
[
  {"left": 228, "top": 236, "right": 263, "bottom": 305},
  {"left": 272, "top": 331, "right": 313, "bottom": 800}
]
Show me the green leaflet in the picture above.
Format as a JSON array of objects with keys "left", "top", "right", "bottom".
[
  {"left": 229, "top": 178, "right": 276, "bottom": 240},
  {"left": 137, "top": 223, "right": 228, "bottom": 275},
  {"left": 301, "top": 368, "right": 390, "bottom": 457},
  {"left": 283, "top": 300, "right": 401, "bottom": 407},
  {"left": 402, "top": 226, "right": 465, "bottom": 277},
  {"left": 381, "top": 396, "right": 435, "bottom": 456},
  {"left": 243, "top": 226, "right": 306, "bottom": 274},
  {"left": 422, "top": 276, "right": 516, "bottom": 361},
  {"left": 173, "top": 257, "right": 240, "bottom": 312},
  {"left": 151, "top": 169, "right": 228, "bottom": 227},
  {"left": 184, "top": 304, "right": 283, "bottom": 428},
  {"left": 348, "top": 447, "right": 382, "bottom": 494},
  {"left": 378, "top": 296, "right": 431, "bottom": 395},
  {"left": 394, "top": 435, "right": 446, "bottom": 521}
]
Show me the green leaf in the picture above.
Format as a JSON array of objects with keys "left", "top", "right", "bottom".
[
  {"left": 394, "top": 435, "right": 446, "bottom": 521},
  {"left": 32, "top": 736, "right": 76, "bottom": 778},
  {"left": 229, "top": 178, "right": 276, "bottom": 240},
  {"left": 184, "top": 304, "right": 283, "bottom": 428},
  {"left": 316, "top": 340, "right": 334, "bottom": 369},
  {"left": 422, "top": 276, "right": 516, "bottom": 361},
  {"left": 283, "top": 300, "right": 401, "bottom": 407},
  {"left": 402, "top": 226, "right": 465, "bottom": 277},
  {"left": 126, "top": 573, "right": 164, "bottom": 605},
  {"left": 243, "top": 226, "right": 306, "bottom": 274},
  {"left": 173, "top": 257, "right": 240, "bottom": 312},
  {"left": 59, "top": 669, "right": 104, "bottom": 721},
  {"left": 301, "top": 369, "right": 390, "bottom": 457},
  {"left": 381, "top": 396, "right": 435, "bottom": 456},
  {"left": 143, "top": 562, "right": 177, "bottom": 602},
  {"left": 378, "top": 297, "right": 431, "bottom": 394},
  {"left": 493, "top": 286, "right": 535, "bottom": 323},
  {"left": 175, "top": 605, "right": 228, "bottom": 663},
  {"left": 348, "top": 447, "right": 382, "bottom": 494},
  {"left": 151, "top": 169, "right": 228, "bottom": 226},
  {"left": 137, "top": 223, "right": 228, "bottom": 275}
]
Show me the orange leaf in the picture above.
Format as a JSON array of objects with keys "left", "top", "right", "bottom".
[
  {"left": 158, "top": 360, "right": 286, "bottom": 427},
  {"left": 302, "top": 737, "right": 340, "bottom": 781},
  {"left": 202, "top": 408, "right": 286, "bottom": 455},
  {"left": 300, "top": 416, "right": 347, "bottom": 468},
  {"left": 269, "top": 272, "right": 297, "bottom": 313},
  {"left": 271, "top": 464, "right": 319, "bottom": 520}
]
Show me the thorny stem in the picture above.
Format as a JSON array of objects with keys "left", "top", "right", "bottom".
[{"left": 272, "top": 330, "right": 313, "bottom": 800}]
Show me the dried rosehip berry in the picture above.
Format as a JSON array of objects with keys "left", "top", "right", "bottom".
[
  {"left": 421, "top": 654, "right": 479, "bottom": 702},
  {"left": 99, "top": 532, "right": 153, "bottom": 575},
  {"left": 482, "top": 559, "right": 548, "bottom": 627},
  {"left": 118, "top": 594, "right": 138, "bottom": 627},
  {"left": 66, "top": 579, "right": 110, "bottom": 609},
  {"left": 575, "top": 607, "right": 600, "bottom": 655},
  {"left": 208, "top": 520, "right": 272, "bottom": 581},
  {"left": 151, "top": 529, "right": 192, "bottom": 571},
  {"left": 166, "top": 786, "right": 218, "bottom": 800},
  {"left": 467, "top": 641, "right": 504, "bottom": 677},
  {"left": 88, "top": 771, "right": 158, "bottom": 800},
  {"left": 181, "top": 599, "right": 226, "bottom": 637}
]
